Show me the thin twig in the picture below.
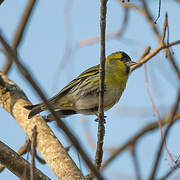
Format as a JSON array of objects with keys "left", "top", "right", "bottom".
[
  {"left": 129, "top": 146, "right": 142, "bottom": 180},
  {"left": 140, "top": 1, "right": 180, "bottom": 81},
  {"left": 119, "top": 1, "right": 180, "bottom": 81},
  {"left": 77, "top": 7, "right": 129, "bottom": 47},
  {"left": 160, "top": 13, "right": 168, "bottom": 44},
  {"left": 161, "top": 13, "right": 170, "bottom": 58},
  {"left": 2, "top": 0, "right": 37, "bottom": 74},
  {"left": 24, "top": 142, "right": 31, "bottom": 180},
  {"left": 18, "top": 139, "right": 31, "bottom": 155},
  {"left": 144, "top": 64, "right": 173, "bottom": 162},
  {"left": 31, "top": 126, "right": 37, "bottom": 180},
  {"left": 35, "top": 153, "right": 46, "bottom": 164},
  {"left": 156, "top": 162, "right": 180, "bottom": 180},
  {"left": 95, "top": 0, "right": 108, "bottom": 171},
  {"left": 131, "top": 40, "right": 180, "bottom": 72},
  {"left": 81, "top": 117, "right": 96, "bottom": 150},
  {"left": 149, "top": 90, "right": 180, "bottom": 180},
  {"left": 154, "top": 0, "right": 162, "bottom": 24},
  {"left": 52, "top": 0, "right": 74, "bottom": 90},
  {"left": 101, "top": 111, "right": 180, "bottom": 170},
  {"left": 140, "top": 46, "right": 151, "bottom": 59}
]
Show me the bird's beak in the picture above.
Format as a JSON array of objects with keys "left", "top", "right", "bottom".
[{"left": 125, "top": 61, "right": 137, "bottom": 67}]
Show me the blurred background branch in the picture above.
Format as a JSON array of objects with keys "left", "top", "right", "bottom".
[{"left": 2, "top": 0, "right": 37, "bottom": 74}]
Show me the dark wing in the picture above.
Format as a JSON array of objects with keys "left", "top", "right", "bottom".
[
  {"left": 77, "top": 64, "right": 99, "bottom": 78},
  {"left": 25, "top": 64, "right": 100, "bottom": 118},
  {"left": 49, "top": 64, "right": 100, "bottom": 100}
]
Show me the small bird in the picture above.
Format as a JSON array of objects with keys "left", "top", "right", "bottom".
[{"left": 25, "top": 51, "right": 136, "bottom": 120}]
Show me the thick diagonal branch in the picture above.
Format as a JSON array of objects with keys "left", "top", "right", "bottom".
[
  {"left": 0, "top": 141, "right": 50, "bottom": 180},
  {"left": 0, "top": 72, "right": 84, "bottom": 179}
]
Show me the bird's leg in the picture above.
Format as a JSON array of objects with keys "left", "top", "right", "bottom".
[{"left": 94, "top": 113, "right": 106, "bottom": 124}]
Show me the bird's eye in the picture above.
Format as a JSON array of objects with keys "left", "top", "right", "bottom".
[{"left": 122, "top": 58, "right": 128, "bottom": 63}]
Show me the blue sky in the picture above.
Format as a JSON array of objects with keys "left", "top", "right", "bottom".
[{"left": 0, "top": 0, "right": 180, "bottom": 179}]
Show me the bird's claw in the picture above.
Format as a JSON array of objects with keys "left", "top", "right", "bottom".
[{"left": 94, "top": 115, "right": 106, "bottom": 124}]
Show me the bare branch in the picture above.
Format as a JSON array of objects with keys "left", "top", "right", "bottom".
[
  {"left": 2, "top": 0, "right": 37, "bottom": 74},
  {"left": 31, "top": 126, "right": 37, "bottom": 180},
  {"left": 119, "top": 1, "right": 180, "bottom": 81},
  {"left": 0, "top": 138, "right": 30, "bottom": 173},
  {"left": 144, "top": 63, "right": 174, "bottom": 167},
  {"left": 140, "top": 46, "right": 151, "bottom": 59},
  {"left": 141, "top": 1, "right": 180, "bottom": 81},
  {"left": 0, "top": 141, "right": 50, "bottom": 180},
  {"left": 160, "top": 13, "right": 168, "bottom": 44},
  {"left": 77, "top": 7, "right": 129, "bottom": 47},
  {"left": 131, "top": 40, "right": 180, "bottom": 72},
  {"left": 95, "top": 0, "right": 108, "bottom": 171},
  {"left": 154, "top": 0, "right": 162, "bottom": 24},
  {"left": 101, "top": 111, "right": 180, "bottom": 170},
  {"left": 149, "top": 90, "right": 180, "bottom": 180},
  {"left": 129, "top": 146, "right": 142, "bottom": 180},
  {"left": 156, "top": 165, "right": 180, "bottom": 180}
]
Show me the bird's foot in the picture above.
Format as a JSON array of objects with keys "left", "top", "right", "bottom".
[{"left": 94, "top": 115, "right": 106, "bottom": 124}]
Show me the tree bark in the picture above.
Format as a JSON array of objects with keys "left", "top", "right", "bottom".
[{"left": 0, "top": 72, "right": 84, "bottom": 180}]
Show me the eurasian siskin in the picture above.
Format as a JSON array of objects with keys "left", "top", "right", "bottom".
[{"left": 25, "top": 51, "right": 136, "bottom": 120}]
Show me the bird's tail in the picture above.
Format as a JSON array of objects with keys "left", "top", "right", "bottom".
[{"left": 24, "top": 103, "right": 46, "bottom": 119}]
